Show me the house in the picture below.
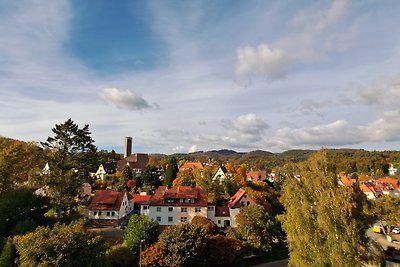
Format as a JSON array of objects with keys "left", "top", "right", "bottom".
[
  {"left": 338, "top": 175, "right": 356, "bottom": 186},
  {"left": 179, "top": 162, "right": 204, "bottom": 172},
  {"left": 226, "top": 188, "right": 257, "bottom": 227},
  {"left": 246, "top": 171, "right": 267, "bottom": 182},
  {"left": 389, "top": 164, "right": 398, "bottom": 176},
  {"left": 212, "top": 167, "right": 229, "bottom": 182},
  {"left": 132, "top": 193, "right": 151, "bottom": 214},
  {"left": 93, "top": 161, "right": 117, "bottom": 181},
  {"left": 360, "top": 182, "right": 381, "bottom": 200},
  {"left": 213, "top": 206, "right": 231, "bottom": 228},
  {"left": 117, "top": 153, "right": 149, "bottom": 176},
  {"left": 376, "top": 177, "right": 400, "bottom": 197},
  {"left": 87, "top": 190, "right": 134, "bottom": 226},
  {"left": 144, "top": 186, "right": 208, "bottom": 226},
  {"left": 41, "top": 163, "right": 50, "bottom": 175}
]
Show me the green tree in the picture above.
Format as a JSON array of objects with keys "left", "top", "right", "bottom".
[
  {"left": 13, "top": 220, "right": 106, "bottom": 267},
  {"left": 0, "top": 189, "right": 49, "bottom": 239},
  {"left": 228, "top": 204, "right": 275, "bottom": 253},
  {"left": 105, "top": 245, "right": 135, "bottom": 267},
  {"left": 141, "top": 165, "right": 162, "bottom": 193},
  {"left": 159, "top": 223, "right": 207, "bottom": 267},
  {"left": 173, "top": 170, "right": 196, "bottom": 187},
  {"left": 124, "top": 215, "right": 159, "bottom": 258},
  {"left": 0, "top": 239, "right": 15, "bottom": 267},
  {"left": 280, "top": 150, "right": 369, "bottom": 267},
  {"left": 164, "top": 157, "right": 178, "bottom": 186},
  {"left": 40, "top": 119, "right": 97, "bottom": 213}
]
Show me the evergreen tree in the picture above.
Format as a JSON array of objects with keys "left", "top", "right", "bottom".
[
  {"left": 280, "top": 150, "right": 369, "bottom": 266},
  {"left": 0, "top": 239, "right": 15, "bottom": 267},
  {"left": 164, "top": 157, "right": 178, "bottom": 186}
]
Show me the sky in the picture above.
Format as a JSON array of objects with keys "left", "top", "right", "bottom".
[{"left": 1, "top": 0, "right": 400, "bottom": 154}]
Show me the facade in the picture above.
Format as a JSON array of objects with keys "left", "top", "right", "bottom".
[
  {"left": 87, "top": 190, "right": 134, "bottom": 222},
  {"left": 212, "top": 167, "right": 229, "bottom": 182},
  {"left": 144, "top": 186, "right": 208, "bottom": 226}
]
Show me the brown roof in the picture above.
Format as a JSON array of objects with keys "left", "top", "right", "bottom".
[
  {"left": 227, "top": 188, "right": 246, "bottom": 208},
  {"left": 150, "top": 186, "right": 208, "bottom": 207},
  {"left": 88, "top": 190, "right": 126, "bottom": 211},
  {"left": 215, "top": 206, "right": 230, "bottom": 217},
  {"left": 117, "top": 153, "right": 149, "bottom": 171}
]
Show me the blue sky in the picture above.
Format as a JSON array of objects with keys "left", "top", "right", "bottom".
[{"left": 1, "top": 0, "right": 400, "bottom": 154}]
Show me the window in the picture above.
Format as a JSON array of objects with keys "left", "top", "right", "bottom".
[
  {"left": 168, "top": 207, "right": 173, "bottom": 212},
  {"left": 218, "top": 220, "right": 221, "bottom": 224},
  {"left": 207, "top": 206, "right": 214, "bottom": 211},
  {"left": 93, "top": 211, "right": 97, "bottom": 216},
  {"left": 180, "top": 217, "right": 187, "bottom": 222},
  {"left": 156, "top": 207, "right": 162, "bottom": 212},
  {"left": 241, "top": 201, "right": 245, "bottom": 207},
  {"left": 143, "top": 205, "right": 148, "bottom": 210},
  {"left": 181, "top": 207, "right": 187, "bottom": 212},
  {"left": 156, "top": 217, "right": 161, "bottom": 222},
  {"left": 168, "top": 217, "right": 173, "bottom": 222},
  {"left": 111, "top": 211, "right": 115, "bottom": 217},
  {"left": 106, "top": 211, "right": 110, "bottom": 216},
  {"left": 247, "top": 201, "right": 250, "bottom": 206},
  {"left": 98, "top": 211, "right": 102, "bottom": 216},
  {"left": 195, "top": 207, "right": 201, "bottom": 213}
]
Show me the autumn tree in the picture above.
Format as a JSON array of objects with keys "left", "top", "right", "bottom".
[
  {"left": 191, "top": 216, "right": 218, "bottom": 235},
  {"left": 164, "top": 157, "right": 178, "bottom": 186},
  {"left": 228, "top": 204, "right": 276, "bottom": 253},
  {"left": 173, "top": 170, "right": 196, "bottom": 187},
  {"left": 204, "top": 235, "right": 245, "bottom": 266},
  {"left": 124, "top": 215, "right": 159, "bottom": 258},
  {"left": 372, "top": 195, "right": 400, "bottom": 234},
  {"left": 280, "top": 150, "right": 369, "bottom": 266},
  {"left": 13, "top": 220, "right": 106, "bottom": 267},
  {"left": 159, "top": 223, "right": 207, "bottom": 267}
]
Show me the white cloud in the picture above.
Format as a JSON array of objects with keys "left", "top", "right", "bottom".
[
  {"left": 99, "top": 88, "right": 154, "bottom": 110},
  {"left": 235, "top": 44, "right": 290, "bottom": 81},
  {"left": 358, "top": 76, "right": 400, "bottom": 108},
  {"left": 188, "top": 145, "right": 198, "bottom": 153}
]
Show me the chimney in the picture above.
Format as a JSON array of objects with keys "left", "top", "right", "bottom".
[{"left": 124, "top": 137, "right": 132, "bottom": 158}]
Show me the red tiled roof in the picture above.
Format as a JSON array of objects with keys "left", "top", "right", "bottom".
[
  {"left": 339, "top": 176, "right": 356, "bottom": 186},
  {"left": 132, "top": 194, "right": 151, "bottom": 204},
  {"left": 150, "top": 186, "right": 208, "bottom": 207},
  {"left": 227, "top": 188, "right": 246, "bottom": 208},
  {"left": 88, "top": 190, "right": 126, "bottom": 211},
  {"left": 246, "top": 171, "right": 267, "bottom": 181},
  {"left": 376, "top": 178, "right": 399, "bottom": 190},
  {"left": 215, "top": 206, "right": 230, "bottom": 217},
  {"left": 179, "top": 162, "right": 204, "bottom": 171}
]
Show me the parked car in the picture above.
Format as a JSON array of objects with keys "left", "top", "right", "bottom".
[{"left": 392, "top": 227, "right": 400, "bottom": 234}]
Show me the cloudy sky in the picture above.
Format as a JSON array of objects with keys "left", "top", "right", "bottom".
[{"left": 1, "top": 0, "right": 400, "bottom": 154}]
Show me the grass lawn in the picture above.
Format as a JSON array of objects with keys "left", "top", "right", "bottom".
[{"left": 234, "top": 242, "right": 289, "bottom": 267}]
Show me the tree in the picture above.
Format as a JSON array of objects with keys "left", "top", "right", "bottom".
[
  {"left": 228, "top": 204, "right": 275, "bottom": 253},
  {"left": 0, "top": 189, "right": 49, "bottom": 239},
  {"left": 40, "top": 119, "right": 97, "bottom": 213},
  {"left": 13, "top": 220, "right": 106, "bottom": 267},
  {"left": 164, "top": 157, "right": 178, "bottom": 186},
  {"left": 0, "top": 239, "right": 15, "bottom": 267},
  {"left": 372, "top": 195, "right": 400, "bottom": 234},
  {"left": 141, "top": 243, "right": 166, "bottom": 267},
  {"left": 191, "top": 216, "right": 217, "bottom": 235},
  {"left": 159, "top": 223, "right": 207, "bottom": 267},
  {"left": 204, "top": 235, "right": 245, "bottom": 266},
  {"left": 105, "top": 245, "right": 135, "bottom": 267},
  {"left": 0, "top": 138, "right": 45, "bottom": 193},
  {"left": 279, "top": 150, "right": 369, "bottom": 266},
  {"left": 141, "top": 165, "right": 162, "bottom": 193},
  {"left": 115, "top": 165, "right": 133, "bottom": 190},
  {"left": 124, "top": 215, "right": 159, "bottom": 258},
  {"left": 173, "top": 170, "right": 196, "bottom": 187}
]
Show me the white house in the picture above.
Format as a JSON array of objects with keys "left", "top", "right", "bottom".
[
  {"left": 212, "top": 167, "right": 229, "bottom": 182},
  {"left": 389, "top": 164, "right": 398, "bottom": 176},
  {"left": 87, "top": 190, "right": 134, "bottom": 224}
]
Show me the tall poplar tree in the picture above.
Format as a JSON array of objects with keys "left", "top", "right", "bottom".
[
  {"left": 164, "top": 157, "right": 178, "bottom": 186},
  {"left": 280, "top": 150, "right": 369, "bottom": 266}
]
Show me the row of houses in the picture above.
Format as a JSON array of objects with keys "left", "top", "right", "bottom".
[
  {"left": 339, "top": 175, "right": 400, "bottom": 199},
  {"left": 86, "top": 186, "right": 256, "bottom": 228}
]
